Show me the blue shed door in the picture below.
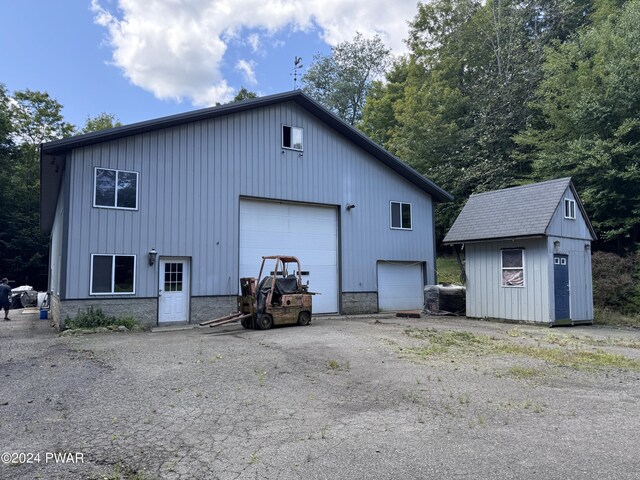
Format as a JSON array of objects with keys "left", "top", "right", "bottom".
[{"left": 553, "top": 254, "right": 570, "bottom": 321}]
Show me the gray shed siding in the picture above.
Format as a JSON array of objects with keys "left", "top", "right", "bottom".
[
  {"left": 465, "top": 239, "right": 551, "bottom": 323},
  {"left": 546, "top": 187, "right": 594, "bottom": 241},
  {"left": 61, "top": 101, "right": 435, "bottom": 300}
]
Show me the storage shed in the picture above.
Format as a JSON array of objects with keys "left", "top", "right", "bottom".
[{"left": 443, "top": 178, "right": 596, "bottom": 325}]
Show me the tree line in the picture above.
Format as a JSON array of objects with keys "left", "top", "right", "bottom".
[
  {"left": 2, "top": 0, "right": 638, "bottom": 289},
  {"left": 0, "top": 87, "right": 121, "bottom": 289},
  {"left": 304, "top": 0, "right": 640, "bottom": 252}
]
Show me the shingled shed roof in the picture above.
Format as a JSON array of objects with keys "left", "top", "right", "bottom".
[{"left": 443, "top": 178, "right": 595, "bottom": 243}]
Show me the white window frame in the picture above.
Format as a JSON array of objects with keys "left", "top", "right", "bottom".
[
  {"left": 564, "top": 198, "right": 576, "bottom": 219},
  {"left": 390, "top": 201, "right": 413, "bottom": 230},
  {"left": 501, "top": 249, "right": 525, "bottom": 288},
  {"left": 282, "top": 125, "right": 303, "bottom": 151},
  {"left": 90, "top": 254, "right": 137, "bottom": 295},
  {"left": 93, "top": 167, "right": 139, "bottom": 210}
]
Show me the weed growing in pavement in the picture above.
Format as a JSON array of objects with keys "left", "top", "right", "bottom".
[
  {"left": 249, "top": 452, "right": 260, "bottom": 464},
  {"left": 326, "top": 360, "right": 350, "bottom": 372},
  {"left": 254, "top": 368, "right": 266, "bottom": 386}
]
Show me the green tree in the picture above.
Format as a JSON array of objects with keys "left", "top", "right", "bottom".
[
  {"left": 0, "top": 88, "right": 74, "bottom": 289},
  {"left": 80, "top": 112, "right": 122, "bottom": 134},
  {"left": 517, "top": 0, "right": 640, "bottom": 244},
  {"left": 303, "top": 32, "right": 391, "bottom": 125},
  {"left": 233, "top": 87, "right": 258, "bottom": 102},
  {"left": 361, "top": 0, "right": 599, "bottom": 240}
]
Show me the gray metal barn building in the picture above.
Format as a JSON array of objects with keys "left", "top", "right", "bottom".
[
  {"left": 40, "top": 91, "right": 452, "bottom": 328},
  {"left": 444, "top": 178, "right": 595, "bottom": 325}
]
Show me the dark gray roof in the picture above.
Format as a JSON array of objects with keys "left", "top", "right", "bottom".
[
  {"left": 443, "top": 178, "right": 595, "bottom": 243},
  {"left": 40, "top": 90, "right": 452, "bottom": 233}
]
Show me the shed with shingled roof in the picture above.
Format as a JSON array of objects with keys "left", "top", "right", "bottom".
[{"left": 444, "top": 178, "right": 595, "bottom": 325}]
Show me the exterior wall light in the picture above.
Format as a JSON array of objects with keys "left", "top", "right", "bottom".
[
  {"left": 346, "top": 204, "right": 356, "bottom": 211},
  {"left": 148, "top": 248, "right": 158, "bottom": 266}
]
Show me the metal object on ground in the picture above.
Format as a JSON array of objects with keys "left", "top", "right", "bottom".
[
  {"left": 199, "top": 255, "right": 313, "bottom": 330},
  {"left": 424, "top": 284, "right": 466, "bottom": 316}
]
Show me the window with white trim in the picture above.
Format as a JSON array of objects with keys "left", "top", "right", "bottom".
[
  {"left": 501, "top": 249, "right": 525, "bottom": 287},
  {"left": 94, "top": 168, "right": 139, "bottom": 209},
  {"left": 390, "top": 201, "right": 412, "bottom": 230},
  {"left": 564, "top": 198, "right": 576, "bottom": 219},
  {"left": 282, "top": 125, "right": 303, "bottom": 151},
  {"left": 90, "top": 254, "right": 136, "bottom": 294}
]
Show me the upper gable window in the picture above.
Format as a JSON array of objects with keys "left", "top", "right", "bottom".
[
  {"left": 282, "top": 125, "right": 303, "bottom": 151},
  {"left": 94, "top": 168, "right": 138, "bottom": 210},
  {"left": 390, "top": 201, "right": 412, "bottom": 230},
  {"left": 564, "top": 198, "right": 576, "bottom": 219}
]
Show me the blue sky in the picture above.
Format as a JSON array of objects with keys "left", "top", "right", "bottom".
[{"left": 1, "top": 0, "right": 416, "bottom": 129}]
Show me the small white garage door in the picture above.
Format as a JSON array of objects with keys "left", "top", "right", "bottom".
[
  {"left": 377, "top": 261, "right": 424, "bottom": 311},
  {"left": 239, "top": 199, "right": 338, "bottom": 314}
]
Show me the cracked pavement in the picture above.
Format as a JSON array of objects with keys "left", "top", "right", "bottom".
[{"left": 1, "top": 311, "right": 640, "bottom": 479}]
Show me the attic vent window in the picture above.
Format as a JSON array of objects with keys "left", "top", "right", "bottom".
[
  {"left": 501, "top": 249, "right": 525, "bottom": 287},
  {"left": 282, "top": 125, "right": 303, "bottom": 151},
  {"left": 564, "top": 198, "right": 576, "bottom": 219}
]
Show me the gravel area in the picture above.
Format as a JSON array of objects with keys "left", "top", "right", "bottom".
[{"left": 1, "top": 311, "right": 640, "bottom": 479}]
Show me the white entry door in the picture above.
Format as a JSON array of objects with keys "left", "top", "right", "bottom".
[
  {"left": 378, "top": 261, "right": 424, "bottom": 311},
  {"left": 158, "top": 258, "right": 190, "bottom": 323},
  {"left": 239, "top": 199, "right": 338, "bottom": 313}
]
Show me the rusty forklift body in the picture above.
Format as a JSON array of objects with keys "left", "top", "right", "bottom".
[{"left": 200, "top": 256, "right": 313, "bottom": 330}]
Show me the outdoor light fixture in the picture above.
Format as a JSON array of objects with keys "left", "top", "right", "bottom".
[
  {"left": 148, "top": 248, "right": 158, "bottom": 266},
  {"left": 346, "top": 204, "right": 356, "bottom": 211}
]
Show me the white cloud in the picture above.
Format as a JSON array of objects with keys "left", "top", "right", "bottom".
[
  {"left": 91, "top": 0, "right": 416, "bottom": 107},
  {"left": 247, "top": 33, "right": 261, "bottom": 53},
  {"left": 235, "top": 60, "right": 257, "bottom": 85}
]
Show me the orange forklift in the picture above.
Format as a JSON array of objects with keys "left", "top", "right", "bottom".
[{"left": 199, "top": 256, "right": 314, "bottom": 330}]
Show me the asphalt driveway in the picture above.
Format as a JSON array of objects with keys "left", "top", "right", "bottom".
[{"left": 1, "top": 311, "right": 639, "bottom": 479}]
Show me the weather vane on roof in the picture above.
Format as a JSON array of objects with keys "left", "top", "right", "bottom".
[{"left": 291, "top": 56, "right": 303, "bottom": 90}]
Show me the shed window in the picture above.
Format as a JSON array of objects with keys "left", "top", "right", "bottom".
[
  {"left": 90, "top": 254, "right": 136, "bottom": 295},
  {"left": 501, "top": 249, "right": 524, "bottom": 287},
  {"left": 390, "top": 201, "right": 412, "bottom": 230},
  {"left": 282, "top": 125, "right": 303, "bottom": 151},
  {"left": 564, "top": 198, "right": 576, "bottom": 219},
  {"left": 94, "top": 168, "right": 138, "bottom": 210}
]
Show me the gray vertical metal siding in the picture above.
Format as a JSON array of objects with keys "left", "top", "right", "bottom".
[
  {"left": 546, "top": 187, "right": 593, "bottom": 240},
  {"left": 63, "top": 101, "right": 435, "bottom": 299},
  {"left": 49, "top": 185, "right": 65, "bottom": 296},
  {"left": 466, "top": 239, "right": 551, "bottom": 322}
]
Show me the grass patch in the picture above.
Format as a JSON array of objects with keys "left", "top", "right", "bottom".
[
  {"left": 494, "top": 343, "right": 640, "bottom": 371},
  {"left": 503, "top": 366, "right": 545, "bottom": 379},
  {"left": 326, "top": 360, "right": 350, "bottom": 372},
  {"left": 400, "top": 327, "right": 640, "bottom": 372},
  {"left": 64, "top": 307, "right": 138, "bottom": 330},
  {"left": 436, "top": 255, "right": 464, "bottom": 285},
  {"left": 594, "top": 308, "right": 640, "bottom": 328}
]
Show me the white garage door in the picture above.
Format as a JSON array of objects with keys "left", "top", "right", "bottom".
[
  {"left": 239, "top": 199, "right": 338, "bottom": 314},
  {"left": 378, "top": 261, "right": 424, "bottom": 311}
]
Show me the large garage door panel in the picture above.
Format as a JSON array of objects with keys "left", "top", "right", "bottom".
[{"left": 240, "top": 200, "right": 338, "bottom": 314}]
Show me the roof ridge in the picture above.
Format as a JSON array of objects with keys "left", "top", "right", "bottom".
[{"left": 470, "top": 177, "right": 571, "bottom": 198}]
